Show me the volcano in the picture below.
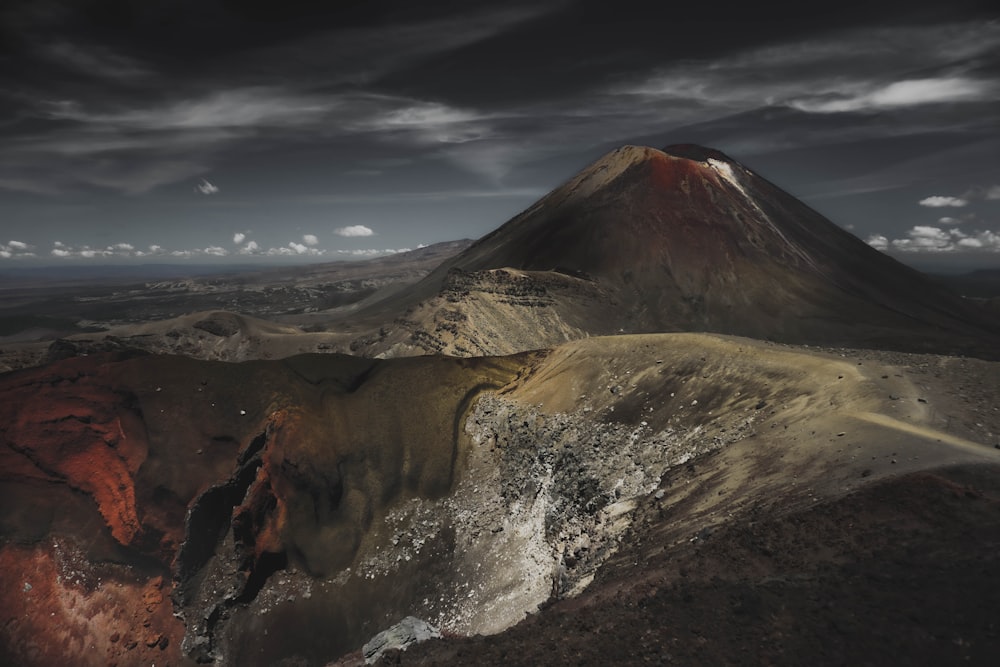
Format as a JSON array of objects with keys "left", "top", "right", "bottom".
[
  {"left": 3, "top": 144, "right": 1000, "bottom": 666},
  {"left": 354, "top": 144, "right": 999, "bottom": 358}
]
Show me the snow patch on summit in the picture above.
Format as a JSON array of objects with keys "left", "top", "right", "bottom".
[
  {"left": 707, "top": 158, "right": 750, "bottom": 200},
  {"left": 706, "top": 157, "right": 820, "bottom": 270}
]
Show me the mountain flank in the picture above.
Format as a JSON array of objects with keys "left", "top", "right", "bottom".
[{"left": 349, "top": 144, "right": 998, "bottom": 358}]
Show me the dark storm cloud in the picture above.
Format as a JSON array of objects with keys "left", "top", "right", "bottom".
[
  {"left": 0, "top": 0, "right": 998, "bottom": 262},
  {"left": 3, "top": 2, "right": 996, "bottom": 192},
  {"left": 375, "top": 0, "right": 992, "bottom": 104},
  {"left": 0, "top": 0, "right": 567, "bottom": 194},
  {"left": 429, "top": 19, "right": 1000, "bottom": 185}
]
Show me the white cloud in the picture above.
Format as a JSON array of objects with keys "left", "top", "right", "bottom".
[
  {"left": 168, "top": 246, "right": 231, "bottom": 259},
  {"left": 334, "top": 225, "right": 374, "bottom": 237},
  {"left": 35, "top": 238, "right": 331, "bottom": 260},
  {"left": 0, "top": 241, "right": 36, "bottom": 259},
  {"left": 233, "top": 232, "right": 246, "bottom": 244},
  {"left": 866, "top": 78, "right": 992, "bottom": 107},
  {"left": 987, "top": 186, "right": 1000, "bottom": 201},
  {"left": 7, "top": 237, "right": 413, "bottom": 262},
  {"left": 284, "top": 241, "right": 325, "bottom": 256},
  {"left": 335, "top": 247, "right": 411, "bottom": 256},
  {"left": 39, "top": 241, "right": 156, "bottom": 260},
  {"left": 896, "top": 225, "right": 954, "bottom": 250},
  {"left": 303, "top": 234, "right": 319, "bottom": 246},
  {"left": 41, "top": 241, "right": 163, "bottom": 259},
  {"left": 872, "top": 225, "right": 1000, "bottom": 253},
  {"left": 0, "top": 241, "right": 37, "bottom": 258},
  {"left": 950, "top": 230, "right": 1000, "bottom": 250},
  {"left": 359, "top": 101, "right": 488, "bottom": 144},
  {"left": 919, "top": 195, "right": 968, "bottom": 208},
  {"left": 938, "top": 217, "right": 961, "bottom": 225},
  {"left": 624, "top": 23, "right": 1000, "bottom": 114},
  {"left": 866, "top": 234, "right": 889, "bottom": 250},
  {"left": 196, "top": 179, "right": 220, "bottom": 195},
  {"left": 600, "top": 21, "right": 1000, "bottom": 165},
  {"left": 791, "top": 77, "right": 996, "bottom": 113},
  {"left": 977, "top": 231, "right": 1000, "bottom": 248},
  {"left": 43, "top": 88, "right": 333, "bottom": 132}
]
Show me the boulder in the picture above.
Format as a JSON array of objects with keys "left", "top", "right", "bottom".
[{"left": 362, "top": 617, "right": 441, "bottom": 664}]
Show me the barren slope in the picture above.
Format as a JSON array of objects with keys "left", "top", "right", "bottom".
[
  {"left": 0, "top": 241, "right": 472, "bottom": 372},
  {"left": 3, "top": 334, "right": 999, "bottom": 665},
  {"left": 392, "top": 462, "right": 1000, "bottom": 666}
]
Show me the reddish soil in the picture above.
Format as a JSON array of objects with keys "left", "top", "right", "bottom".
[
  {"left": 0, "top": 353, "right": 150, "bottom": 546},
  {"left": 0, "top": 541, "right": 190, "bottom": 667}
]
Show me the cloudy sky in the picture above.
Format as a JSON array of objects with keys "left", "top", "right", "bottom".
[{"left": 1, "top": 0, "right": 998, "bottom": 268}]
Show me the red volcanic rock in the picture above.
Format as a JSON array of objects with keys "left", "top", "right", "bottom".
[
  {"left": 0, "top": 540, "right": 189, "bottom": 667},
  {"left": 0, "top": 353, "right": 148, "bottom": 545},
  {"left": 232, "top": 410, "right": 294, "bottom": 569},
  {"left": 2, "top": 349, "right": 527, "bottom": 664},
  {"left": 1, "top": 350, "right": 353, "bottom": 565}
]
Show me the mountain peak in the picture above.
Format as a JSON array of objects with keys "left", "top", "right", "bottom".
[
  {"left": 544, "top": 145, "right": 666, "bottom": 203},
  {"left": 587, "top": 144, "right": 666, "bottom": 172},
  {"left": 661, "top": 143, "right": 734, "bottom": 163}
]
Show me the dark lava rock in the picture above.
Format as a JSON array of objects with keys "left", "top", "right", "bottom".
[{"left": 362, "top": 617, "right": 441, "bottom": 664}]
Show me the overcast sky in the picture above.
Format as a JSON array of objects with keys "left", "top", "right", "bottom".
[{"left": 1, "top": 0, "right": 998, "bottom": 268}]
